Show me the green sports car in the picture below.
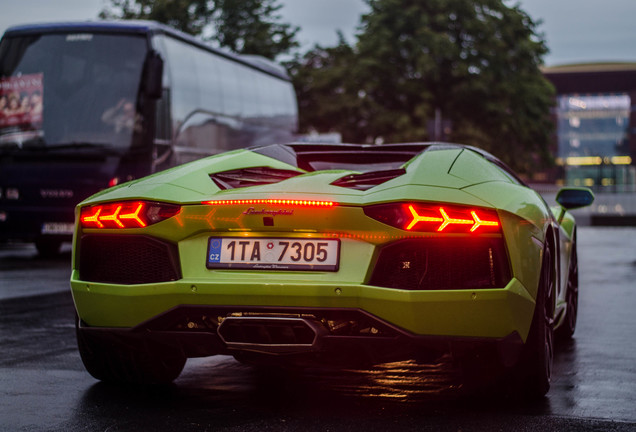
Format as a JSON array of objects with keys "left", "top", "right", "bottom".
[{"left": 70, "top": 143, "right": 594, "bottom": 396}]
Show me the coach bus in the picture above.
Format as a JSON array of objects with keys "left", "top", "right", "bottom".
[{"left": 0, "top": 21, "right": 298, "bottom": 255}]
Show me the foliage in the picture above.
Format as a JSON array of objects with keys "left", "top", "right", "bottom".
[
  {"left": 286, "top": 33, "right": 369, "bottom": 142},
  {"left": 292, "top": 0, "right": 555, "bottom": 172},
  {"left": 101, "top": 0, "right": 555, "bottom": 172},
  {"left": 99, "top": 0, "right": 214, "bottom": 36},
  {"left": 100, "top": 0, "right": 298, "bottom": 60},
  {"left": 212, "top": 0, "right": 299, "bottom": 60}
]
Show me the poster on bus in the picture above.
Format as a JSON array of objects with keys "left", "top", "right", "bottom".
[{"left": 0, "top": 73, "right": 44, "bottom": 143}]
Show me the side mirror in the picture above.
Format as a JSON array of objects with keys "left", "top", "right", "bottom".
[
  {"left": 556, "top": 187, "right": 595, "bottom": 210},
  {"left": 143, "top": 50, "right": 163, "bottom": 99}
]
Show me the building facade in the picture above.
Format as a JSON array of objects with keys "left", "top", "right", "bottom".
[{"left": 543, "top": 63, "right": 636, "bottom": 191}]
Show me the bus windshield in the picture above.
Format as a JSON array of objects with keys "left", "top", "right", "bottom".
[{"left": 0, "top": 32, "right": 147, "bottom": 151}]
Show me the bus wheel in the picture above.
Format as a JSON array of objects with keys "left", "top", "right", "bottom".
[
  {"left": 75, "top": 315, "right": 186, "bottom": 385},
  {"left": 35, "top": 238, "right": 62, "bottom": 257}
]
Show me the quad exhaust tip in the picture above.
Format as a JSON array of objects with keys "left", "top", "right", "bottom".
[{"left": 217, "top": 316, "right": 326, "bottom": 354}]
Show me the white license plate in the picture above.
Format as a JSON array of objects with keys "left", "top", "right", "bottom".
[
  {"left": 41, "top": 222, "right": 74, "bottom": 234},
  {"left": 207, "top": 237, "right": 340, "bottom": 271}
]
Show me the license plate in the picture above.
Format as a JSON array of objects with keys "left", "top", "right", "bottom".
[
  {"left": 41, "top": 222, "right": 74, "bottom": 234},
  {"left": 207, "top": 237, "right": 340, "bottom": 271}
]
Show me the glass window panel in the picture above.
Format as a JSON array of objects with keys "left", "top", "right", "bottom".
[
  {"left": 0, "top": 33, "right": 147, "bottom": 149},
  {"left": 239, "top": 66, "right": 262, "bottom": 119},
  {"left": 556, "top": 93, "right": 630, "bottom": 159},
  {"left": 216, "top": 57, "right": 241, "bottom": 117},
  {"left": 256, "top": 72, "right": 274, "bottom": 120},
  {"left": 162, "top": 37, "right": 200, "bottom": 131},
  {"left": 194, "top": 49, "right": 222, "bottom": 114}
]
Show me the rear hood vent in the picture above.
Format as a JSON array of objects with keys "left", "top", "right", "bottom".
[
  {"left": 331, "top": 168, "right": 406, "bottom": 191},
  {"left": 210, "top": 166, "right": 302, "bottom": 190}
]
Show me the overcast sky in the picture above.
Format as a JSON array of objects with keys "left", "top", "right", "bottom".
[{"left": 0, "top": 0, "right": 634, "bottom": 66}]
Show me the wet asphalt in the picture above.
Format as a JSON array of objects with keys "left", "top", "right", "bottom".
[{"left": 1, "top": 226, "right": 635, "bottom": 431}]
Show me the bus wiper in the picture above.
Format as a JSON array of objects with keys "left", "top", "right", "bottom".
[
  {"left": 0, "top": 142, "right": 20, "bottom": 151},
  {"left": 0, "top": 141, "right": 123, "bottom": 155},
  {"left": 0, "top": 135, "right": 44, "bottom": 151},
  {"left": 40, "top": 142, "right": 123, "bottom": 155}
]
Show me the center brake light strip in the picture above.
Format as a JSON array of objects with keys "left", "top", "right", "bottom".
[{"left": 203, "top": 199, "right": 336, "bottom": 207}]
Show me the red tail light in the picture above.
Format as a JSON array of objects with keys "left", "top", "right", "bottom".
[
  {"left": 80, "top": 201, "right": 180, "bottom": 229},
  {"left": 364, "top": 202, "right": 500, "bottom": 233}
]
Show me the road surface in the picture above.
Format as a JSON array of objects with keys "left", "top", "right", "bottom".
[{"left": 1, "top": 227, "right": 635, "bottom": 431}]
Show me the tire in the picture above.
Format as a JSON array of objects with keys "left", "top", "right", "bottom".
[
  {"left": 557, "top": 240, "right": 578, "bottom": 339},
  {"left": 513, "top": 243, "right": 555, "bottom": 398},
  {"left": 75, "top": 315, "right": 186, "bottom": 385}
]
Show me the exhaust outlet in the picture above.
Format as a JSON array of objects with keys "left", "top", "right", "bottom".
[{"left": 218, "top": 316, "right": 327, "bottom": 354}]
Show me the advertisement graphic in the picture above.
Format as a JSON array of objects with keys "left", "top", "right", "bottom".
[{"left": 0, "top": 73, "right": 44, "bottom": 143}]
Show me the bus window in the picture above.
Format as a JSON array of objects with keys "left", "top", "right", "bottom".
[
  {"left": 162, "top": 36, "right": 200, "bottom": 135},
  {"left": 240, "top": 66, "right": 263, "bottom": 121},
  {"left": 0, "top": 33, "right": 147, "bottom": 149},
  {"left": 270, "top": 77, "right": 287, "bottom": 117},
  {"left": 193, "top": 45, "right": 222, "bottom": 116},
  {"left": 149, "top": 34, "right": 172, "bottom": 143},
  {"left": 283, "top": 81, "right": 299, "bottom": 128},
  {"left": 216, "top": 56, "right": 242, "bottom": 118},
  {"left": 255, "top": 72, "right": 274, "bottom": 121}
]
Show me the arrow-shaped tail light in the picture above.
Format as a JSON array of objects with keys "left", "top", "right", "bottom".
[
  {"left": 80, "top": 201, "right": 180, "bottom": 229},
  {"left": 470, "top": 210, "right": 499, "bottom": 232},
  {"left": 365, "top": 203, "right": 501, "bottom": 233}
]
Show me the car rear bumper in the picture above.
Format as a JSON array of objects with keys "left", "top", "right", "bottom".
[
  {"left": 71, "top": 270, "right": 535, "bottom": 364},
  {"left": 76, "top": 304, "right": 525, "bottom": 368}
]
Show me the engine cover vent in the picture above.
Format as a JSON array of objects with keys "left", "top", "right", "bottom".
[
  {"left": 210, "top": 166, "right": 302, "bottom": 190},
  {"left": 331, "top": 169, "right": 406, "bottom": 191}
]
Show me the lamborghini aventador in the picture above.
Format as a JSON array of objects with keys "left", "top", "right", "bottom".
[{"left": 70, "top": 143, "right": 594, "bottom": 396}]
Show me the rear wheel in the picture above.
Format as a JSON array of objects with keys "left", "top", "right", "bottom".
[
  {"left": 513, "top": 243, "right": 555, "bottom": 398},
  {"left": 75, "top": 315, "right": 186, "bottom": 385},
  {"left": 557, "top": 240, "right": 578, "bottom": 339}
]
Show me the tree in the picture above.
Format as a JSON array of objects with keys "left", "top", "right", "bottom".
[
  {"left": 286, "top": 33, "right": 370, "bottom": 143},
  {"left": 100, "top": 0, "right": 299, "bottom": 60},
  {"left": 213, "top": 0, "right": 299, "bottom": 60},
  {"left": 294, "top": 0, "right": 555, "bottom": 172},
  {"left": 99, "top": 0, "right": 215, "bottom": 36}
]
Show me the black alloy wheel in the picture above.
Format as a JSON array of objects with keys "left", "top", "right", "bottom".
[
  {"left": 75, "top": 314, "right": 186, "bottom": 385},
  {"left": 513, "top": 243, "right": 555, "bottom": 398},
  {"left": 558, "top": 239, "right": 579, "bottom": 339}
]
